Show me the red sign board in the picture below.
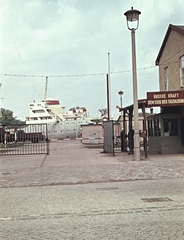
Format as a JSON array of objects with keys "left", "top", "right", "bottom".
[{"left": 147, "top": 90, "right": 184, "bottom": 107}]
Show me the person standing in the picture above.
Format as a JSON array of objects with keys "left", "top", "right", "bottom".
[
  {"left": 128, "top": 129, "right": 134, "bottom": 154},
  {"left": 120, "top": 128, "right": 125, "bottom": 152}
]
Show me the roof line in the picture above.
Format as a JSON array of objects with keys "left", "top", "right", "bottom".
[{"left": 155, "top": 24, "right": 184, "bottom": 66}]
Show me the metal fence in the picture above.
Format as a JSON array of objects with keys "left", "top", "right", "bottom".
[{"left": 0, "top": 124, "right": 49, "bottom": 155}]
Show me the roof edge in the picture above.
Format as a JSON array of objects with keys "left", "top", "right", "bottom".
[{"left": 155, "top": 24, "right": 184, "bottom": 66}]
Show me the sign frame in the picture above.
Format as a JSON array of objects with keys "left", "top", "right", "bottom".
[{"left": 147, "top": 90, "right": 184, "bottom": 107}]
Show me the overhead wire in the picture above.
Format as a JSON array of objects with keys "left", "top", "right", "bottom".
[
  {"left": 0, "top": 65, "right": 156, "bottom": 79},
  {"left": 0, "top": 48, "right": 183, "bottom": 79}
]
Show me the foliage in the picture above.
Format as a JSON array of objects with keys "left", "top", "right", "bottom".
[
  {"left": 98, "top": 108, "right": 107, "bottom": 116},
  {"left": 69, "top": 106, "right": 85, "bottom": 111},
  {"left": 0, "top": 108, "right": 25, "bottom": 126}
]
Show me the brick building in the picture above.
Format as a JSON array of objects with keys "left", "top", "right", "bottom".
[{"left": 147, "top": 24, "right": 184, "bottom": 154}]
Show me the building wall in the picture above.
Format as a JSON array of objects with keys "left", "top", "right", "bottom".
[
  {"left": 82, "top": 124, "right": 103, "bottom": 144},
  {"left": 148, "top": 136, "right": 184, "bottom": 154},
  {"left": 150, "top": 26, "right": 184, "bottom": 154},
  {"left": 159, "top": 29, "right": 184, "bottom": 91}
]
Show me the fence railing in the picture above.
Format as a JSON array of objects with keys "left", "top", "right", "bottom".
[{"left": 0, "top": 124, "right": 49, "bottom": 155}]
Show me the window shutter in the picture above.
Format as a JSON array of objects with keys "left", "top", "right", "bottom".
[{"left": 180, "top": 68, "right": 184, "bottom": 87}]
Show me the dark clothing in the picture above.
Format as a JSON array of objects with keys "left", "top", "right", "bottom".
[
  {"left": 120, "top": 129, "right": 125, "bottom": 152},
  {"left": 128, "top": 129, "right": 134, "bottom": 154}
]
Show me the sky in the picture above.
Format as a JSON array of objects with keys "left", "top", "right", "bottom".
[{"left": 0, "top": 0, "right": 184, "bottom": 120}]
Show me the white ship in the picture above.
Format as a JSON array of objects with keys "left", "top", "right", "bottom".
[{"left": 26, "top": 77, "right": 93, "bottom": 139}]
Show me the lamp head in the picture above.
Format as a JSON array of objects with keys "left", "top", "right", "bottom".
[
  {"left": 124, "top": 7, "right": 141, "bottom": 30},
  {"left": 118, "top": 90, "right": 124, "bottom": 96}
]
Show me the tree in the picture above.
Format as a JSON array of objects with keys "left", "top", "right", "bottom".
[
  {"left": 0, "top": 108, "right": 25, "bottom": 126},
  {"left": 98, "top": 108, "right": 108, "bottom": 117},
  {"left": 69, "top": 106, "right": 86, "bottom": 111}
]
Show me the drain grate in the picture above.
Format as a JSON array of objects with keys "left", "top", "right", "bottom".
[
  {"left": 96, "top": 187, "right": 119, "bottom": 191},
  {"left": 141, "top": 197, "right": 173, "bottom": 202}
]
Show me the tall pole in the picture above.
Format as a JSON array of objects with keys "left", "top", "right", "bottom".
[
  {"left": 44, "top": 76, "right": 48, "bottom": 102},
  {"left": 108, "top": 53, "right": 111, "bottom": 120},
  {"left": 118, "top": 90, "right": 124, "bottom": 130},
  {"left": 0, "top": 83, "right": 2, "bottom": 118},
  {"left": 120, "top": 94, "right": 123, "bottom": 126},
  {"left": 131, "top": 29, "right": 140, "bottom": 160},
  {"left": 120, "top": 94, "right": 122, "bottom": 109},
  {"left": 106, "top": 74, "right": 110, "bottom": 120}
]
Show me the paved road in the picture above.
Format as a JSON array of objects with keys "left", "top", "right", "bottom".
[
  {"left": 1, "top": 179, "right": 184, "bottom": 239},
  {"left": 1, "top": 140, "right": 184, "bottom": 239}
]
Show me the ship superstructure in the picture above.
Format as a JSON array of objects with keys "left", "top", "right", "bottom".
[{"left": 26, "top": 77, "right": 93, "bottom": 139}]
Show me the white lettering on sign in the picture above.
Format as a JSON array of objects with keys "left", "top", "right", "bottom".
[
  {"left": 147, "top": 91, "right": 184, "bottom": 106},
  {"left": 148, "top": 100, "right": 154, "bottom": 105},
  {"left": 168, "top": 93, "right": 179, "bottom": 98},
  {"left": 153, "top": 94, "right": 166, "bottom": 99},
  {"left": 168, "top": 99, "right": 184, "bottom": 104},
  {"left": 161, "top": 100, "right": 168, "bottom": 104}
]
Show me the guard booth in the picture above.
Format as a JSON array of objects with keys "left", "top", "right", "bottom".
[
  {"left": 147, "top": 91, "right": 184, "bottom": 154},
  {"left": 148, "top": 113, "right": 184, "bottom": 154},
  {"left": 81, "top": 123, "right": 103, "bottom": 144}
]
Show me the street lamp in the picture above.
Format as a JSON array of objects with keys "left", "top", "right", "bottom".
[
  {"left": 124, "top": 7, "right": 141, "bottom": 161},
  {"left": 118, "top": 90, "right": 124, "bottom": 106}
]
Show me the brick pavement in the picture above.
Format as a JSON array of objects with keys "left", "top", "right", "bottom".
[
  {"left": 1, "top": 139, "right": 184, "bottom": 188},
  {"left": 1, "top": 140, "right": 184, "bottom": 239},
  {"left": 1, "top": 179, "right": 184, "bottom": 239}
]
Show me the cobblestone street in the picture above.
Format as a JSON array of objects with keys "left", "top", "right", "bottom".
[{"left": 1, "top": 140, "right": 184, "bottom": 239}]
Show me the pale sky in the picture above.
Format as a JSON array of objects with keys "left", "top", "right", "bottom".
[{"left": 0, "top": 0, "right": 184, "bottom": 120}]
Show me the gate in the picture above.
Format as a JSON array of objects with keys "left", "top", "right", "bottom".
[
  {"left": 0, "top": 124, "right": 49, "bottom": 155},
  {"left": 103, "top": 120, "right": 114, "bottom": 155}
]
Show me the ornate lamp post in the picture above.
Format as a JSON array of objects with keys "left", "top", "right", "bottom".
[{"left": 124, "top": 7, "right": 141, "bottom": 160}]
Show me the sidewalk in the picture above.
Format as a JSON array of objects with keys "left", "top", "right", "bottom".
[{"left": 1, "top": 140, "right": 184, "bottom": 188}]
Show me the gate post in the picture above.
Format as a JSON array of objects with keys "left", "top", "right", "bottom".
[{"left": 103, "top": 120, "right": 114, "bottom": 155}]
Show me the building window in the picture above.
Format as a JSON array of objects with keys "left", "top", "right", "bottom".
[
  {"left": 154, "top": 119, "right": 161, "bottom": 136},
  {"left": 180, "top": 55, "right": 184, "bottom": 87},
  {"left": 164, "top": 67, "right": 169, "bottom": 91},
  {"left": 148, "top": 120, "right": 153, "bottom": 137},
  {"left": 163, "top": 118, "right": 178, "bottom": 136},
  {"left": 148, "top": 119, "right": 161, "bottom": 137}
]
